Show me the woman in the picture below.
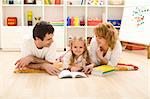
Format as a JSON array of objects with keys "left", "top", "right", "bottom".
[{"left": 89, "top": 22, "right": 122, "bottom": 66}]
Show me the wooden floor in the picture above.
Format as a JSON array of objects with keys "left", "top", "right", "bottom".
[{"left": 0, "top": 50, "right": 149, "bottom": 99}]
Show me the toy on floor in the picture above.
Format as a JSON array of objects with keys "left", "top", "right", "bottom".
[{"left": 115, "top": 63, "right": 139, "bottom": 71}]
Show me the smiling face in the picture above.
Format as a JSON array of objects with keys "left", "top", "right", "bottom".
[
  {"left": 42, "top": 33, "right": 54, "bottom": 47},
  {"left": 71, "top": 40, "right": 85, "bottom": 57},
  {"left": 36, "top": 33, "right": 54, "bottom": 48},
  {"left": 94, "top": 23, "right": 118, "bottom": 50},
  {"left": 94, "top": 30, "right": 107, "bottom": 47}
]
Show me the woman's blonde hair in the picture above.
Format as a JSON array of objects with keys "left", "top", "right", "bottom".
[
  {"left": 69, "top": 37, "right": 91, "bottom": 66},
  {"left": 94, "top": 22, "right": 118, "bottom": 50}
]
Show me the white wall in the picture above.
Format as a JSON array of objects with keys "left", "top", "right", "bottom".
[{"left": 0, "top": 0, "right": 2, "bottom": 48}]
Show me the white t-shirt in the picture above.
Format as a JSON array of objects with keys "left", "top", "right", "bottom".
[
  {"left": 89, "top": 37, "right": 122, "bottom": 66},
  {"left": 21, "top": 36, "right": 57, "bottom": 62}
]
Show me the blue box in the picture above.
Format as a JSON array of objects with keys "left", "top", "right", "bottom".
[{"left": 107, "top": 20, "right": 121, "bottom": 26}]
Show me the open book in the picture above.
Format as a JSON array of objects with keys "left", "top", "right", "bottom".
[{"left": 58, "top": 70, "right": 87, "bottom": 78}]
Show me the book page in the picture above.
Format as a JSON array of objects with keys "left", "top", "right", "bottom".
[
  {"left": 58, "top": 70, "right": 87, "bottom": 78},
  {"left": 58, "top": 70, "right": 72, "bottom": 78},
  {"left": 71, "top": 72, "right": 87, "bottom": 78}
]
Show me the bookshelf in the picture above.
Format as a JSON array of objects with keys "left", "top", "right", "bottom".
[{"left": 0, "top": 0, "right": 124, "bottom": 51}]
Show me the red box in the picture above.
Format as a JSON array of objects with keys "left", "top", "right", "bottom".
[
  {"left": 87, "top": 20, "right": 102, "bottom": 26},
  {"left": 55, "top": 0, "right": 61, "bottom": 4},
  {"left": 7, "top": 17, "right": 17, "bottom": 26}
]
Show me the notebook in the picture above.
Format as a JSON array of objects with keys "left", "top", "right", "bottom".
[{"left": 91, "top": 65, "right": 115, "bottom": 76}]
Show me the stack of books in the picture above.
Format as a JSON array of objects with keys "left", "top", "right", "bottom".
[
  {"left": 48, "top": 19, "right": 64, "bottom": 26},
  {"left": 91, "top": 65, "right": 115, "bottom": 76}
]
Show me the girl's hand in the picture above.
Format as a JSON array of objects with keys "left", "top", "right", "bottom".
[
  {"left": 70, "top": 66, "right": 83, "bottom": 72},
  {"left": 82, "top": 64, "right": 95, "bottom": 74}
]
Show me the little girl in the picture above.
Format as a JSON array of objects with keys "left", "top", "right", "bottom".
[{"left": 63, "top": 37, "right": 94, "bottom": 73}]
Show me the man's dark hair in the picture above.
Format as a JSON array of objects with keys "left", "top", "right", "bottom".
[{"left": 33, "top": 21, "right": 54, "bottom": 41}]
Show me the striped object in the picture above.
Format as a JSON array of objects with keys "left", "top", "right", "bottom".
[{"left": 115, "top": 63, "right": 139, "bottom": 71}]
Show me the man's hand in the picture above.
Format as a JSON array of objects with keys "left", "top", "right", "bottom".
[
  {"left": 41, "top": 63, "right": 60, "bottom": 75},
  {"left": 15, "top": 56, "right": 33, "bottom": 69}
]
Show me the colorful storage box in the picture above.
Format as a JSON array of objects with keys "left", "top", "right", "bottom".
[
  {"left": 107, "top": 20, "right": 121, "bottom": 26},
  {"left": 7, "top": 17, "right": 17, "bottom": 26},
  {"left": 87, "top": 20, "right": 102, "bottom": 26}
]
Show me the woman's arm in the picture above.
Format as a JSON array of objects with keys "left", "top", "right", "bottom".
[
  {"left": 96, "top": 49, "right": 108, "bottom": 65},
  {"left": 107, "top": 41, "right": 122, "bottom": 66},
  {"left": 88, "top": 37, "right": 100, "bottom": 65}
]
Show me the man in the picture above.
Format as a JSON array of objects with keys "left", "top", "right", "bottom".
[{"left": 15, "top": 21, "right": 60, "bottom": 75}]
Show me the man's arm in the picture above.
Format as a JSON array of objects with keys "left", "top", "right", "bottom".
[
  {"left": 31, "top": 56, "right": 53, "bottom": 64},
  {"left": 26, "top": 63, "right": 60, "bottom": 75},
  {"left": 15, "top": 55, "right": 53, "bottom": 69}
]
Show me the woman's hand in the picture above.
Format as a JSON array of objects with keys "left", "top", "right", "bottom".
[
  {"left": 82, "top": 63, "right": 95, "bottom": 74},
  {"left": 96, "top": 48, "right": 108, "bottom": 65},
  {"left": 96, "top": 48, "right": 104, "bottom": 60}
]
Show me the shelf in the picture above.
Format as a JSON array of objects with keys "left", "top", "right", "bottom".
[
  {"left": 67, "top": 7, "right": 85, "bottom": 18},
  {"left": 44, "top": 4, "right": 64, "bottom": 7},
  {"left": 0, "top": 0, "right": 124, "bottom": 50},
  {"left": 23, "top": 4, "right": 43, "bottom": 7},
  {"left": 44, "top": 6, "right": 64, "bottom": 22},
  {"left": 2, "top": 6, "right": 22, "bottom": 26},
  {"left": 2, "top": 4, "right": 22, "bottom": 7},
  {"left": 23, "top": 6, "right": 43, "bottom": 26},
  {"left": 107, "top": 7, "right": 123, "bottom": 20},
  {"left": 67, "top": 5, "right": 86, "bottom": 7},
  {"left": 2, "top": 26, "right": 23, "bottom": 28},
  {"left": 87, "top": 7, "right": 105, "bottom": 23},
  {"left": 67, "top": 26, "right": 85, "bottom": 28},
  {"left": 107, "top": 5, "right": 124, "bottom": 7},
  {"left": 87, "top": 5, "right": 106, "bottom": 7},
  {"left": 87, "top": 26, "right": 96, "bottom": 28}
]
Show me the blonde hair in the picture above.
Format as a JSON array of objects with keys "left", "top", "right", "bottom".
[
  {"left": 69, "top": 37, "right": 91, "bottom": 66},
  {"left": 94, "top": 22, "right": 118, "bottom": 50}
]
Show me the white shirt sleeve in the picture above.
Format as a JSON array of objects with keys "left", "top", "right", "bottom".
[
  {"left": 63, "top": 51, "right": 72, "bottom": 69},
  {"left": 107, "top": 41, "right": 122, "bottom": 66},
  {"left": 45, "top": 42, "right": 57, "bottom": 62},
  {"left": 88, "top": 37, "right": 100, "bottom": 65},
  {"left": 21, "top": 37, "right": 33, "bottom": 58}
]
